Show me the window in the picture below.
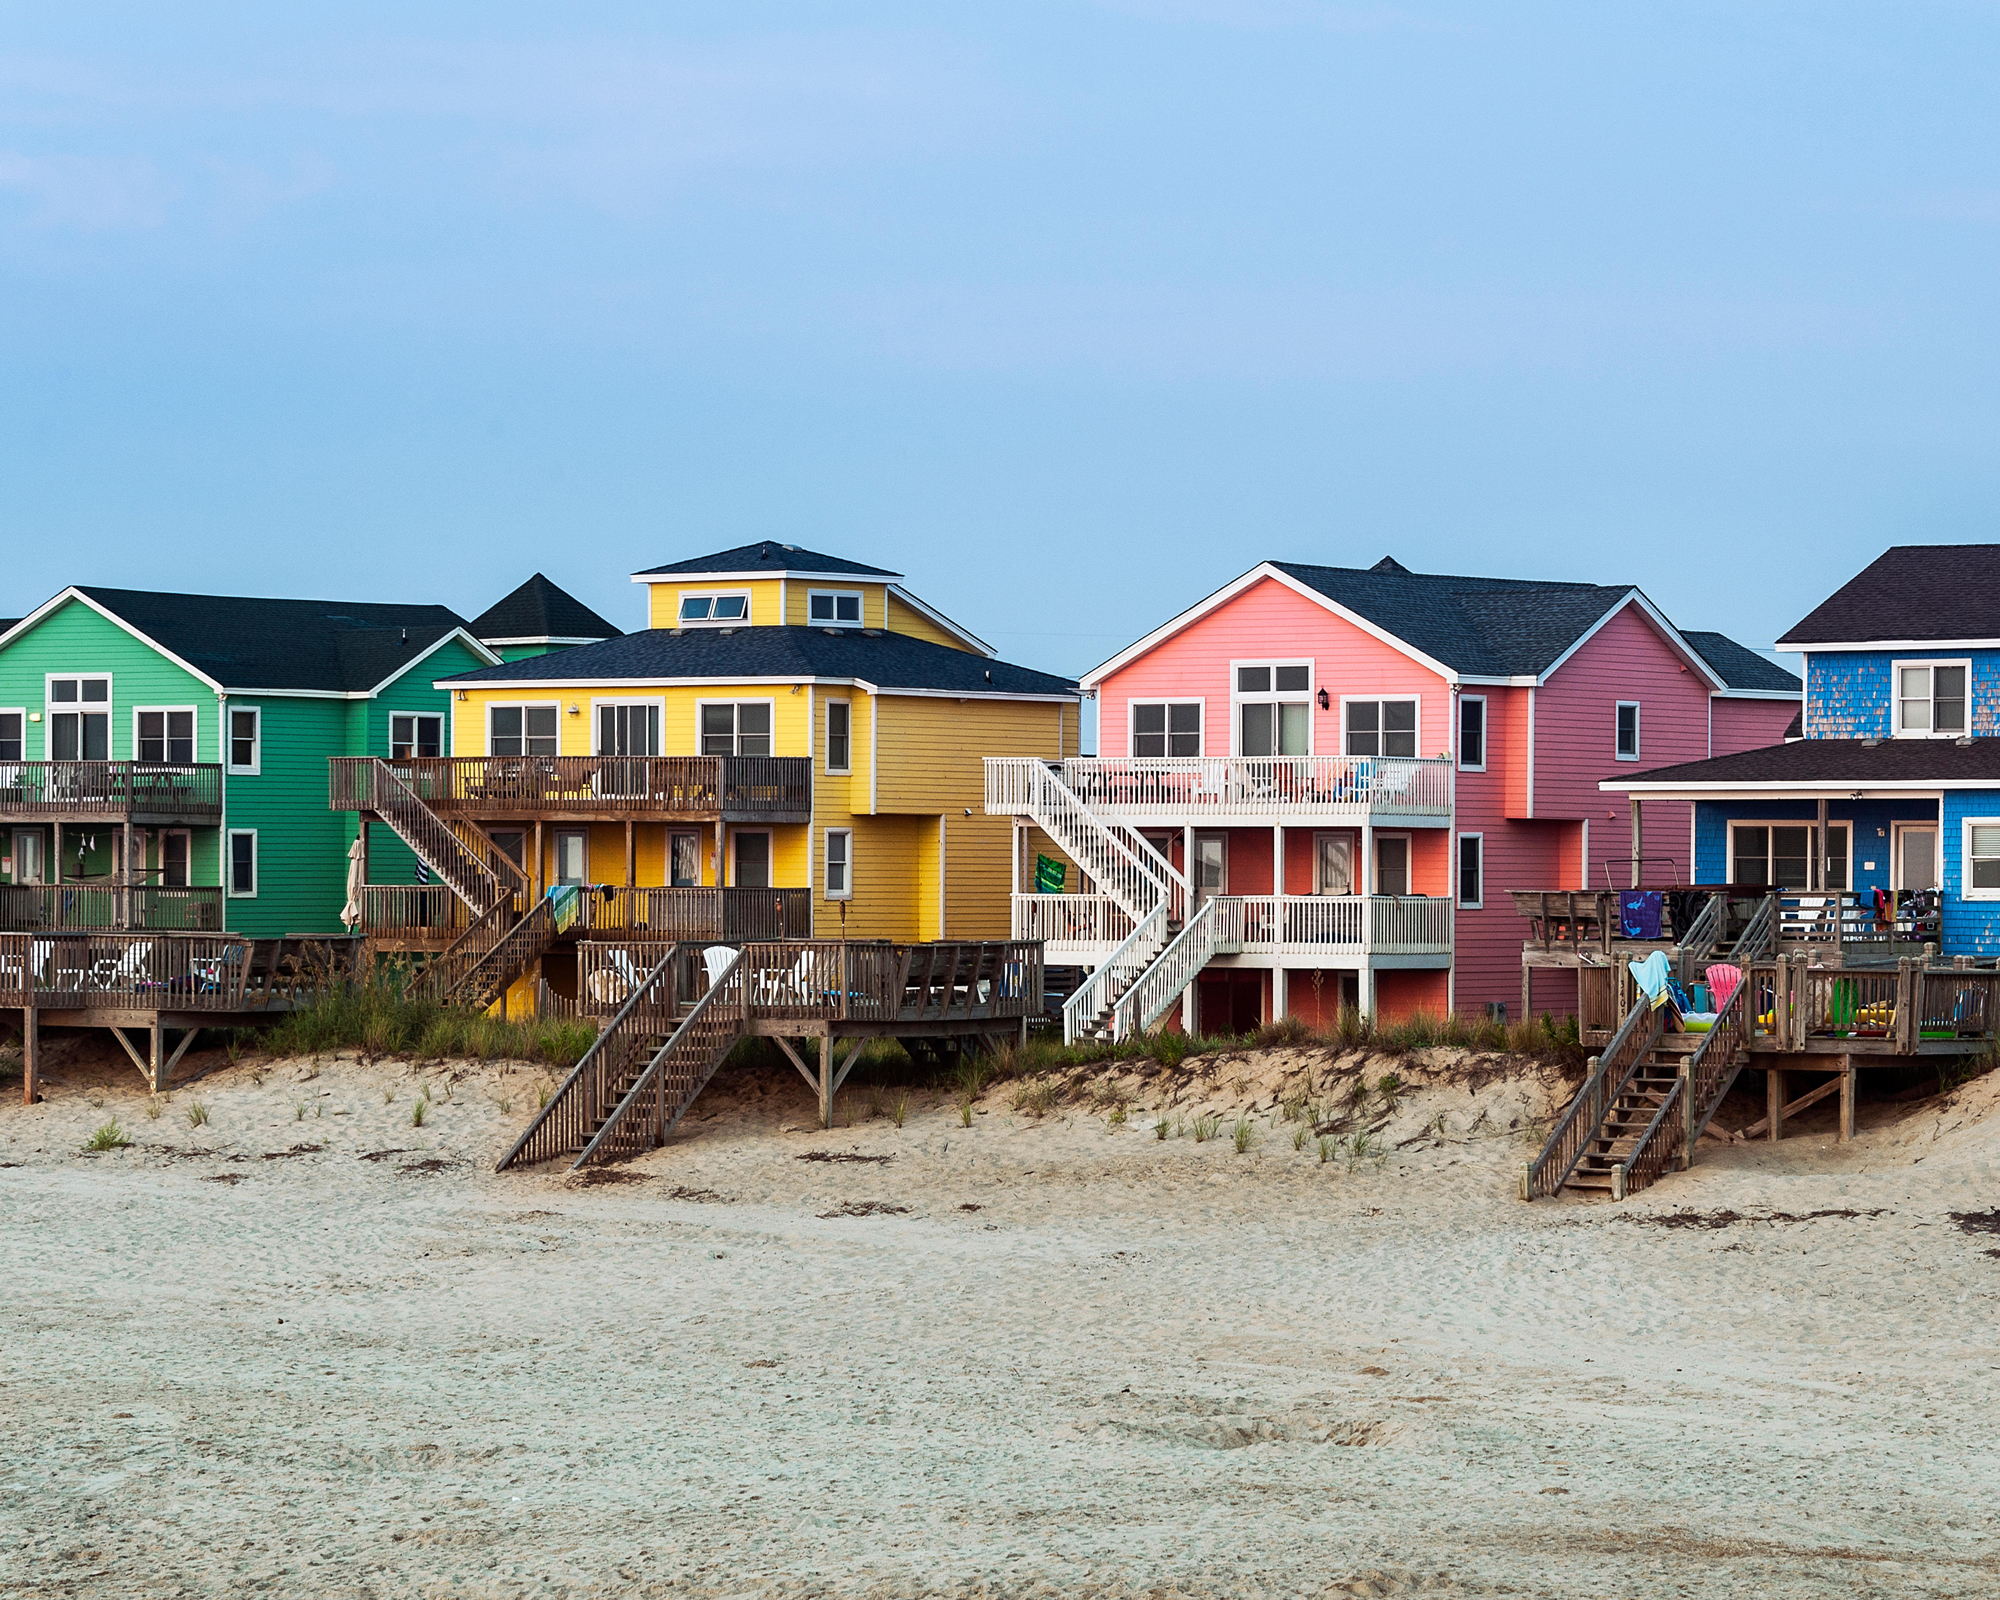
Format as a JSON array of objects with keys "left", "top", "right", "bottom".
[
  {"left": 391, "top": 713, "right": 444, "bottom": 760},
  {"left": 1458, "top": 696, "right": 1486, "bottom": 771},
  {"left": 670, "top": 831, "right": 702, "bottom": 887},
  {"left": 227, "top": 830, "right": 257, "bottom": 897},
  {"left": 1375, "top": 834, "right": 1411, "bottom": 896},
  {"left": 1235, "top": 662, "right": 1311, "bottom": 757},
  {"left": 701, "top": 701, "right": 772, "bottom": 757},
  {"left": 678, "top": 591, "right": 750, "bottom": 626},
  {"left": 1730, "top": 823, "right": 1849, "bottom": 891},
  {"left": 1313, "top": 833, "right": 1353, "bottom": 896},
  {"left": 808, "top": 590, "right": 864, "bottom": 627},
  {"left": 826, "top": 701, "right": 851, "bottom": 772},
  {"left": 159, "top": 830, "right": 190, "bottom": 889},
  {"left": 227, "top": 707, "right": 260, "bottom": 774},
  {"left": 136, "top": 709, "right": 196, "bottom": 765},
  {"left": 1345, "top": 698, "right": 1418, "bottom": 759},
  {"left": 0, "top": 710, "right": 22, "bottom": 763},
  {"left": 552, "top": 830, "right": 587, "bottom": 885},
  {"left": 1131, "top": 701, "right": 1202, "bottom": 758},
  {"left": 1896, "top": 824, "right": 1937, "bottom": 892},
  {"left": 47, "top": 675, "right": 110, "bottom": 761},
  {"left": 733, "top": 830, "right": 770, "bottom": 888},
  {"left": 491, "top": 704, "right": 559, "bottom": 757},
  {"left": 1457, "top": 833, "right": 1483, "bottom": 909},
  {"left": 595, "top": 702, "right": 660, "bottom": 756},
  {"left": 1895, "top": 660, "right": 1969, "bottom": 737},
  {"left": 1615, "top": 702, "right": 1641, "bottom": 761},
  {"left": 825, "top": 827, "right": 852, "bottom": 897},
  {"left": 1964, "top": 820, "right": 2000, "bottom": 899}
]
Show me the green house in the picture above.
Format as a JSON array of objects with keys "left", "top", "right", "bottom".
[{"left": 0, "top": 586, "right": 499, "bottom": 938}]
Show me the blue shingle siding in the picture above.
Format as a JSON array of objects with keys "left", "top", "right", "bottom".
[
  {"left": 1806, "top": 649, "right": 2000, "bottom": 739},
  {"left": 1942, "top": 790, "right": 2000, "bottom": 959},
  {"left": 1693, "top": 799, "right": 1939, "bottom": 895}
]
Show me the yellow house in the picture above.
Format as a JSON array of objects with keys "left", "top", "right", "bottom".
[{"left": 401, "top": 542, "right": 1077, "bottom": 1008}]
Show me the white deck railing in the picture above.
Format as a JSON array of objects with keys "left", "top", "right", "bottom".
[
  {"left": 1017, "top": 892, "right": 1452, "bottom": 957},
  {"left": 1011, "top": 893, "right": 1135, "bottom": 948},
  {"left": 988, "top": 755, "right": 1451, "bottom": 821}
]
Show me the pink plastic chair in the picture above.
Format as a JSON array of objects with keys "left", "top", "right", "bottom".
[{"left": 1705, "top": 963, "right": 1742, "bottom": 1012}]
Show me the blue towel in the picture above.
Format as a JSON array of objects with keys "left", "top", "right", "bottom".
[
  {"left": 1620, "top": 889, "right": 1663, "bottom": 940},
  {"left": 1629, "top": 950, "right": 1673, "bottom": 1010}
]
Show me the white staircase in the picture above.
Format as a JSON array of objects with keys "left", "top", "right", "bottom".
[{"left": 986, "top": 759, "right": 1203, "bottom": 1043}]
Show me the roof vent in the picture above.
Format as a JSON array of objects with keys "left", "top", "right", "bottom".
[
  {"left": 984, "top": 670, "right": 992, "bottom": 683},
  {"left": 1370, "top": 556, "right": 1411, "bottom": 575},
  {"left": 1860, "top": 737, "right": 1881, "bottom": 747},
  {"left": 823, "top": 627, "right": 842, "bottom": 636},
  {"left": 1958, "top": 735, "right": 1975, "bottom": 747},
  {"left": 863, "top": 628, "right": 882, "bottom": 637},
  {"left": 400, "top": 627, "right": 407, "bottom": 645}
]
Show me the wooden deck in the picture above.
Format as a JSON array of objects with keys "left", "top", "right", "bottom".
[
  {"left": 330, "top": 754, "right": 812, "bottom": 823},
  {"left": 0, "top": 883, "right": 225, "bottom": 933},
  {"left": 0, "top": 761, "right": 223, "bottom": 824},
  {"left": 359, "top": 885, "right": 814, "bottom": 952}
]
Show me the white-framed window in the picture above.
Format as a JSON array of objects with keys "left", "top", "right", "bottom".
[
  {"left": 824, "top": 827, "right": 852, "bottom": 898},
  {"left": 825, "top": 700, "right": 851, "bottom": 773},
  {"left": 1457, "top": 832, "right": 1483, "bottom": 908},
  {"left": 0, "top": 709, "right": 24, "bottom": 763},
  {"left": 1963, "top": 819, "right": 2000, "bottom": 900},
  {"left": 227, "top": 829, "right": 258, "bottom": 897},
  {"left": 731, "top": 829, "right": 771, "bottom": 888},
  {"left": 134, "top": 707, "right": 197, "bottom": 765},
  {"left": 390, "top": 712, "right": 444, "bottom": 760},
  {"left": 1131, "top": 700, "right": 1202, "bottom": 758},
  {"left": 807, "top": 589, "right": 865, "bottom": 627},
  {"left": 593, "top": 700, "right": 661, "bottom": 756},
  {"left": 1344, "top": 697, "right": 1419, "bottom": 759},
  {"left": 700, "top": 700, "right": 773, "bottom": 757},
  {"left": 1893, "top": 659, "right": 1969, "bottom": 737},
  {"left": 1457, "top": 695, "right": 1486, "bottom": 772},
  {"left": 1728, "top": 821, "right": 1850, "bottom": 891},
  {"left": 1313, "top": 832, "right": 1354, "bottom": 896},
  {"left": 552, "top": 829, "right": 588, "bottom": 886},
  {"left": 226, "top": 706, "right": 261, "bottom": 775},
  {"left": 46, "top": 674, "right": 111, "bottom": 761},
  {"left": 1233, "top": 661, "right": 1312, "bottom": 757},
  {"left": 490, "top": 703, "right": 559, "bottom": 757},
  {"left": 1615, "top": 701, "right": 1641, "bottom": 761},
  {"left": 678, "top": 590, "right": 751, "bottom": 626},
  {"left": 1374, "top": 832, "right": 1412, "bottom": 895},
  {"left": 1894, "top": 822, "right": 1938, "bottom": 892},
  {"left": 669, "top": 830, "right": 702, "bottom": 887}
]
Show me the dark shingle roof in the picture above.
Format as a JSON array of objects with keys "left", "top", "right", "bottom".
[
  {"left": 470, "top": 574, "right": 621, "bottom": 643},
  {"left": 1779, "top": 545, "right": 2000, "bottom": 647},
  {"left": 438, "top": 626, "right": 1075, "bottom": 697},
  {"left": 1268, "top": 560, "right": 1638, "bottom": 678},
  {"left": 1679, "top": 631, "right": 1801, "bottom": 694},
  {"left": 75, "top": 587, "right": 473, "bottom": 693},
  {"left": 1608, "top": 737, "right": 2000, "bottom": 788},
  {"left": 635, "top": 541, "right": 899, "bottom": 579}
]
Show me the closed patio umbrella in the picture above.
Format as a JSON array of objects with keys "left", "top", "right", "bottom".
[{"left": 340, "top": 837, "right": 364, "bottom": 930}]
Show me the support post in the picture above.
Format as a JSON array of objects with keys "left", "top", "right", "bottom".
[
  {"left": 121, "top": 818, "right": 135, "bottom": 931},
  {"left": 1272, "top": 966, "right": 1287, "bottom": 1022},
  {"left": 1521, "top": 963, "right": 1532, "bottom": 1027},
  {"left": 1630, "top": 799, "right": 1642, "bottom": 890},
  {"left": 149, "top": 1014, "right": 164, "bottom": 1095},
  {"left": 820, "top": 1036, "right": 870, "bottom": 1128},
  {"left": 1816, "top": 796, "right": 1829, "bottom": 894},
  {"left": 1838, "top": 1055, "right": 1855, "bottom": 1143},
  {"left": 532, "top": 821, "right": 544, "bottom": 903},
  {"left": 20, "top": 1008, "right": 36, "bottom": 1105},
  {"left": 1358, "top": 964, "right": 1375, "bottom": 1020},
  {"left": 625, "top": 819, "right": 635, "bottom": 889},
  {"left": 1767, "top": 1065, "right": 1784, "bottom": 1142}
]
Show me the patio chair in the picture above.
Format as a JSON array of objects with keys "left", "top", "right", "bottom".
[
  {"left": 700, "top": 944, "right": 738, "bottom": 996},
  {"left": 752, "top": 951, "right": 818, "bottom": 1008}
]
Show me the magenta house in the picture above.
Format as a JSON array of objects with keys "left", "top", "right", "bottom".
[{"left": 985, "top": 557, "right": 1798, "bottom": 1039}]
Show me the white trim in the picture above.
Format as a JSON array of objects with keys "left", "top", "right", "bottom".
[
  {"left": 550, "top": 826, "right": 590, "bottom": 887},
  {"left": 824, "top": 697, "right": 853, "bottom": 774},
  {"left": 804, "top": 588, "right": 867, "bottom": 629},
  {"left": 868, "top": 694, "right": 878, "bottom": 814},
  {"left": 1784, "top": 636, "right": 2000, "bottom": 652},
  {"left": 1961, "top": 817, "right": 2000, "bottom": 900},
  {"left": 673, "top": 588, "right": 754, "bottom": 628},
  {"left": 387, "top": 709, "right": 446, "bottom": 760},
  {"left": 1372, "top": 829, "right": 1414, "bottom": 896},
  {"left": 43, "top": 672, "right": 113, "bottom": 761},
  {"left": 631, "top": 566, "right": 902, "bottom": 584},
  {"left": 1456, "top": 694, "right": 1486, "bottom": 773},
  {"left": 1890, "top": 657, "right": 1972, "bottom": 739},
  {"left": 429, "top": 671, "right": 1075, "bottom": 704},
  {"left": 225, "top": 704, "right": 262, "bottom": 776},
  {"left": 6, "top": 590, "right": 224, "bottom": 692},
  {"left": 360, "top": 628, "right": 502, "bottom": 697},
  {"left": 1615, "top": 701, "right": 1642, "bottom": 761},
  {"left": 132, "top": 704, "right": 199, "bottom": 765},
  {"left": 1127, "top": 697, "right": 1204, "bottom": 758},
  {"left": 824, "top": 826, "right": 853, "bottom": 900},
  {"left": 1456, "top": 831, "right": 1484, "bottom": 910},
  {"left": 1726, "top": 818, "right": 1854, "bottom": 891},
  {"left": 1525, "top": 687, "right": 1535, "bottom": 818},
  {"left": 226, "top": 828, "right": 258, "bottom": 898},
  {"left": 695, "top": 696, "right": 777, "bottom": 757},
  {"left": 885, "top": 584, "right": 994, "bottom": 655},
  {"left": 1710, "top": 687, "right": 1803, "bottom": 701},
  {"left": 0, "top": 707, "right": 25, "bottom": 765},
  {"left": 1893, "top": 820, "right": 1940, "bottom": 893},
  {"left": 486, "top": 699, "right": 562, "bottom": 757},
  {"left": 1231, "top": 659, "right": 1314, "bottom": 756},
  {"left": 937, "top": 814, "right": 947, "bottom": 938},
  {"left": 478, "top": 635, "right": 608, "bottom": 647},
  {"left": 1610, "top": 779, "right": 1953, "bottom": 799},
  {"left": 1339, "top": 693, "right": 1421, "bottom": 760}
]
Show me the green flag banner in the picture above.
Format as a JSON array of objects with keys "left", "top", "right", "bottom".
[{"left": 1034, "top": 854, "right": 1068, "bottom": 894}]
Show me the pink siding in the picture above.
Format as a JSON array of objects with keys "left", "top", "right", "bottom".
[
  {"left": 1711, "top": 697, "right": 1797, "bottom": 757},
  {"left": 1099, "top": 576, "right": 1450, "bottom": 759}
]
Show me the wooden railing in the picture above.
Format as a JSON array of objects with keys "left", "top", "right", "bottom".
[
  {"left": 0, "top": 932, "right": 252, "bottom": 1010},
  {"left": 1773, "top": 890, "right": 1940, "bottom": 952},
  {"left": 1683, "top": 978, "right": 1751, "bottom": 1144},
  {"left": 358, "top": 885, "right": 471, "bottom": 942},
  {"left": 0, "top": 762, "right": 222, "bottom": 820},
  {"left": 496, "top": 951, "right": 676, "bottom": 1171},
  {"left": 578, "top": 940, "right": 694, "bottom": 1033},
  {"left": 571, "top": 886, "right": 812, "bottom": 942},
  {"left": 0, "top": 884, "right": 223, "bottom": 932},
  {"left": 331, "top": 755, "right": 811, "bottom": 819},
  {"left": 1114, "top": 899, "right": 1219, "bottom": 1039},
  {"left": 1521, "top": 997, "right": 1662, "bottom": 1199},
  {"left": 365, "top": 761, "right": 507, "bottom": 911},
  {"left": 988, "top": 754, "right": 1453, "bottom": 819},
  {"left": 1616, "top": 1078, "right": 1685, "bottom": 1200},
  {"left": 1749, "top": 956, "right": 2000, "bottom": 1053},
  {"left": 431, "top": 888, "right": 589, "bottom": 1011},
  {"left": 418, "top": 900, "right": 511, "bottom": 1004}
]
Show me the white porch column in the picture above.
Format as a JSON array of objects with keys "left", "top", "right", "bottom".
[
  {"left": 1182, "top": 984, "right": 1197, "bottom": 1035},
  {"left": 1272, "top": 965, "right": 1288, "bottom": 1020},
  {"left": 1010, "top": 820, "right": 1023, "bottom": 939},
  {"left": 1183, "top": 824, "right": 1195, "bottom": 917},
  {"left": 1357, "top": 963, "right": 1375, "bottom": 1019},
  {"left": 1360, "top": 823, "right": 1374, "bottom": 896}
]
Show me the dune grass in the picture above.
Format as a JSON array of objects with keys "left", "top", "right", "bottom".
[{"left": 259, "top": 984, "right": 597, "bottom": 1069}]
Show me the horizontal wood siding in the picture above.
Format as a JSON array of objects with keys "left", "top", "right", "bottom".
[
  {"left": 885, "top": 593, "right": 973, "bottom": 651},
  {"left": 0, "top": 597, "right": 220, "bottom": 763},
  {"left": 223, "top": 696, "right": 352, "bottom": 936},
  {"left": 1711, "top": 696, "right": 1799, "bottom": 757}
]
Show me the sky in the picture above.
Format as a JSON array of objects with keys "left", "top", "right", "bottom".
[{"left": 5, "top": 2, "right": 1999, "bottom": 688}]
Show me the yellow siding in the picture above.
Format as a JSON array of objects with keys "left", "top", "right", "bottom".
[
  {"left": 782, "top": 582, "right": 890, "bottom": 630},
  {"left": 450, "top": 682, "right": 814, "bottom": 760},
  {"left": 885, "top": 592, "right": 977, "bottom": 652},
  {"left": 645, "top": 578, "right": 788, "bottom": 631}
]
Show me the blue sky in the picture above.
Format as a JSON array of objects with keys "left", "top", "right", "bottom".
[{"left": 4, "top": 3, "right": 1998, "bottom": 682}]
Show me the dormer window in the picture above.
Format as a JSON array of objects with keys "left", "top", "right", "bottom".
[
  {"left": 679, "top": 591, "right": 750, "bottom": 626},
  {"left": 1894, "top": 660, "right": 1968, "bottom": 737},
  {"left": 808, "top": 590, "right": 864, "bottom": 627}
]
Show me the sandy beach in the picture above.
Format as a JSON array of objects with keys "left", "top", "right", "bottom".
[{"left": 2, "top": 1035, "right": 1998, "bottom": 1599}]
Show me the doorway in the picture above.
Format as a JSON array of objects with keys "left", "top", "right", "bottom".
[
  {"left": 1192, "top": 834, "right": 1226, "bottom": 912},
  {"left": 1375, "top": 834, "right": 1411, "bottom": 896},
  {"left": 733, "top": 830, "right": 771, "bottom": 889},
  {"left": 1895, "top": 824, "right": 1938, "bottom": 892},
  {"left": 11, "top": 830, "right": 43, "bottom": 885},
  {"left": 1314, "top": 832, "right": 1355, "bottom": 896},
  {"left": 552, "top": 829, "right": 588, "bottom": 886}
]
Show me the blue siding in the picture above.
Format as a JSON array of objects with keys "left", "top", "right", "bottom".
[
  {"left": 1941, "top": 790, "right": 2000, "bottom": 958},
  {"left": 1806, "top": 649, "right": 2000, "bottom": 739},
  {"left": 1694, "top": 799, "right": 1939, "bottom": 893}
]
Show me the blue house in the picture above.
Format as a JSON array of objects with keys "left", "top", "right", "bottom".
[{"left": 1605, "top": 544, "right": 2000, "bottom": 958}]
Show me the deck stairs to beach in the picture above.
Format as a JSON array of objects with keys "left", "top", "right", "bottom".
[
  {"left": 999, "top": 760, "right": 1205, "bottom": 1043},
  {"left": 1524, "top": 894, "right": 1777, "bottom": 1201},
  {"left": 496, "top": 949, "right": 747, "bottom": 1171}
]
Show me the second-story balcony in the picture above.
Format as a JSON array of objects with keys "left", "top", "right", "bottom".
[
  {"left": 356, "top": 883, "right": 815, "bottom": 947},
  {"left": 330, "top": 754, "right": 812, "bottom": 824},
  {"left": 1013, "top": 891, "right": 1453, "bottom": 962},
  {"left": 986, "top": 754, "right": 1453, "bottom": 825},
  {"left": 0, "top": 761, "right": 223, "bottom": 824}
]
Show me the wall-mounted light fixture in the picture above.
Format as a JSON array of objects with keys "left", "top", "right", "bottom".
[
  {"left": 456, "top": 690, "right": 468, "bottom": 702},
  {"left": 1316, "top": 687, "right": 1330, "bottom": 710},
  {"left": 567, "top": 703, "right": 580, "bottom": 716}
]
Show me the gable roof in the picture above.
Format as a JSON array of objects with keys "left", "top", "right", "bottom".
[
  {"left": 1679, "top": 631, "right": 1801, "bottom": 696},
  {"left": 1779, "top": 544, "right": 2000, "bottom": 648},
  {"left": 1085, "top": 556, "right": 1723, "bottom": 688},
  {"left": 633, "top": 541, "right": 900, "bottom": 580},
  {"left": 0, "top": 586, "right": 497, "bottom": 696},
  {"left": 470, "top": 574, "right": 622, "bottom": 646},
  {"left": 436, "top": 626, "right": 1075, "bottom": 699}
]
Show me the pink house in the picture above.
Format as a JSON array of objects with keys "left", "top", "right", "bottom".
[{"left": 983, "top": 557, "right": 1799, "bottom": 1038}]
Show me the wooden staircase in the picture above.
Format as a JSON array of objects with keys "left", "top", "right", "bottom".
[{"left": 1561, "top": 1041, "right": 1684, "bottom": 1196}]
